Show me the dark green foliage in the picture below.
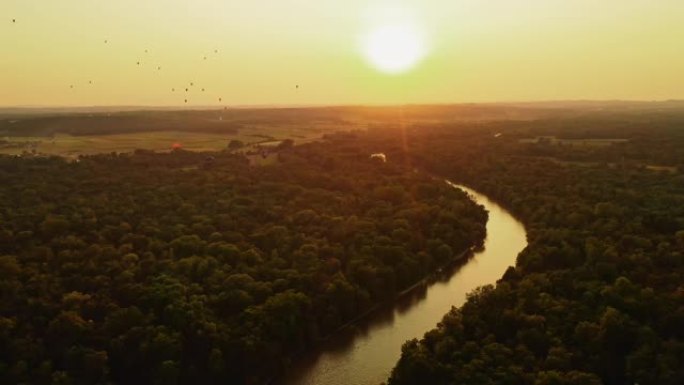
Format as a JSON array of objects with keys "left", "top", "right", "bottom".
[
  {"left": 227, "top": 140, "right": 244, "bottom": 150},
  {"left": 384, "top": 113, "right": 684, "bottom": 385},
  {"left": 0, "top": 140, "right": 486, "bottom": 384}
]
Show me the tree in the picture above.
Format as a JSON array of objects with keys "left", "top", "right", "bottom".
[
  {"left": 276, "top": 139, "right": 294, "bottom": 151},
  {"left": 227, "top": 140, "right": 244, "bottom": 151}
]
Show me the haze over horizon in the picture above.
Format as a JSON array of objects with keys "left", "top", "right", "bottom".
[{"left": 3, "top": 0, "right": 683, "bottom": 107}]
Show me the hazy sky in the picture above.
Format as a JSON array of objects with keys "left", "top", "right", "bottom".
[{"left": 2, "top": 0, "right": 683, "bottom": 106}]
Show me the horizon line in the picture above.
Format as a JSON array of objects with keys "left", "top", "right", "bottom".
[{"left": 2, "top": 99, "right": 684, "bottom": 112}]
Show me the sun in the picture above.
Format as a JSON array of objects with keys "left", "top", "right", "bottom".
[{"left": 362, "top": 23, "right": 426, "bottom": 75}]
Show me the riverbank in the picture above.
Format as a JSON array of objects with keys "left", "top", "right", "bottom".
[
  {"left": 316, "top": 245, "right": 476, "bottom": 342},
  {"left": 271, "top": 241, "right": 480, "bottom": 384},
  {"left": 280, "top": 183, "right": 528, "bottom": 385}
]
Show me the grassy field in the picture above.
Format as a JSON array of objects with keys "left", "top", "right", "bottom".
[
  {"left": 0, "top": 124, "right": 330, "bottom": 157},
  {"left": 0, "top": 107, "right": 370, "bottom": 157}
]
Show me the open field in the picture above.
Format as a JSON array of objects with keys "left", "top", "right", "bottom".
[
  {"left": 0, "top": 107, "right": 363, "bottom": 157},
  {"left": 0, "top": 124, "right": 329, "bottom": 157},
  {"left": 1, "top": 132, "right": 237, "bottom": 156}
]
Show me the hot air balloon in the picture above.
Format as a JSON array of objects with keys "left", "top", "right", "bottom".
[{"left": 172, "top": 143, "right": 182, "bottom": 150}]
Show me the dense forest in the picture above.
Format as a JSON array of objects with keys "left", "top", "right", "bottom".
[
  {"left": 0, "top": 138, "right": 487, "bottom": 384},
  {"left": 379, "top": 111, "right": 684, "bottom": 385},
  {"left": 2, "top": 105, "right": 684, "bottom": 385}
]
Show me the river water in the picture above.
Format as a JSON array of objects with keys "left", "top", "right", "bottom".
[{"left": 281, "top": 183, "right": 528, "bottom": 385}]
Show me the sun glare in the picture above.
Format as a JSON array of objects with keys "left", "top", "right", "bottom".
[{"left": 362, "top": 23, "right": 426, "bottom": 75}]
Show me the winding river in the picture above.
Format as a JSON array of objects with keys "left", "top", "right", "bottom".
[{"left": 281, "top": 183, "right": 528, "bottom": 385}]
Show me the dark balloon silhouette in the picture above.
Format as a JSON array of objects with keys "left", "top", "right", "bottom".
[
  {"left": 158, "top": 66, "right": 161, "bottom": 70},
  {"left": 12, "top": 19, "right": 16, "bottom": 23},
  {"left": 201, "top": 88, "right": 205, "bottom": 92}
]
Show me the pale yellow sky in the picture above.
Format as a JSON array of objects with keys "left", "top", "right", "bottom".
[{"left": 1, "top": 0, "right": 683, "bottom": 106}]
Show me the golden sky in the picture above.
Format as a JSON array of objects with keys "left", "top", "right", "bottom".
[{"left": 2, "top": 0, "right": 683, "bottom": 106}]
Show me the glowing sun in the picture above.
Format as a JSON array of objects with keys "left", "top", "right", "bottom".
[{"left": 362, "top": 23, "right": 427, "bottom": 74}]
